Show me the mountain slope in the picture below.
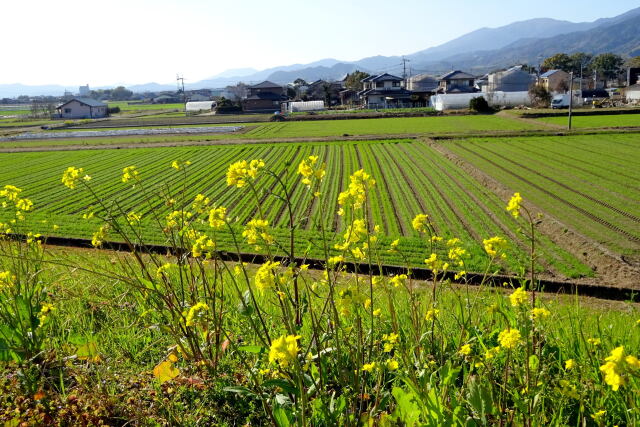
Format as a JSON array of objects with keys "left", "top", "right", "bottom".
[{"left": 426, "top": 13, "right": 640, "bottom": 74}]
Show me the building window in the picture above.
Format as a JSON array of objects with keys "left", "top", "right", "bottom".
[
  {"left": 376, "top": 82, "right": 384, "bottom": 88},
  {"left": 64, "top": 108, "right": 71, "bottom": 113},
  {"left": 469, "top": 80, "right": 473, "bottom": 86}
]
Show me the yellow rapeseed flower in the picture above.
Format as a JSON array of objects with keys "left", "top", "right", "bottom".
[
  {"left": 390, "top": 274, "right": 407, "bottom": 288},
  {"left": 337, "top": 169, "right": 375, "bottom": 210},
  {"left": 412, "top": 214, "right": 430, "bottom": 233},
  {"left": 509, "top": 287, "right": 529, "bottom": 307},
  {"left": 590, "top": 410, "right": 606, "bottom": 422},
  {"left": 386, "top": 359, "right": 399, "bottom": 371},
  {"left": 242, "top": 218, "right": 273, "bottom": 246},
  {"left": 191, "top": 233, "right": 216, "bottom": 258},
  {"left": 269, "top": 335, "right": 300, "bottom": 368},
  {"left": 226, "top": 159, "right": 265, "bottom": 187},
  {"left": 362, "top": 362, "right": 377, "bottom": 372},
  {"left": 191, "top": 194, "right": 210, "bottom": 213},
  {"left": 530, "top": 307, "right": 551, "bottom": 320},
  {"left": 565, "top": 359, "right": 576, "bottom": 370},
  {"left": 425, "top": 309, "right": 439, "bottom": 321},
  {"left": 91, "top": 225, "right": 109, "bottom": 248},
  {"left": 61, "top": 168, "right": 84, "bottom": 189},
  {"left": 185, "top": 302, "right": 209, "bottom": 327},
  {"left": 483, "top": 236, "right": 508, "bottom": 258},
  {"left": 599, "top": 346, "right": 627, "bottom": 391},
  {"left": 15, "top": 198, "right": 33, "bottom": 212},
  {"left": 506, "top": 192, "right": 523, "bottom": 218},
  {"left": 485, "top": 346, "right": 501, "bottom": 360},
  {"left": 498, "top": 328, "right": 521, "bottom": 349},
  {"left": 254, "top": 261, "right": 280, "bottom": 292},
  {"left": 126, "top": 211, "right": 141, "bottom": 225},
  {"left": 587, "top": 338, "right": 601, "bottom": 347},
  {"left": 0, "top": 184, "right": 22, "bottom": 200},
  {"left": 122, "top": 166, "right": 139, "bottom": 183},
  {"left": 458, "top": 344, "right": 472, "bottom": 356},
  {"left": 208, "top": 206, "right": 226, "bottom": 229}
]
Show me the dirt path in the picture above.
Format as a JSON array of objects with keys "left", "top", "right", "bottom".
[{"left": 430, "top": 140, "right": 640, "bottom": 289}]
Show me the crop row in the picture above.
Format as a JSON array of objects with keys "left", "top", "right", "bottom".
[
  {"left": 0, "top": 139, "right": 594, "bottom": 277},
  {"left": 444, "top": 134, "right": 640, "bottom": 256}
]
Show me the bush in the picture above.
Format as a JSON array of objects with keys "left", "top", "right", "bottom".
[
  {"left": 107, "top": 106, "right": 121, "bottom": 115},
  {"left": 529, "top": 84, "right": 552, "bottom": 108},
  {"left": 215, "top": 105, "right": 243, "bottom": 114},
  {"left": 469, "top": 96, "right": 492, "bottom": 113}
]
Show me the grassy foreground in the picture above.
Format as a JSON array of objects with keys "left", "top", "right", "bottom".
[{"left": 0, "top": 157, "right": 639, "bottom": 426}]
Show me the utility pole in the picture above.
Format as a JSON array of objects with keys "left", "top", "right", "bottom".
[
  {"left": 568, "top": 72, "right": 573, "bottom": 130},
  {"left": 177, "top": 74, "right": 186, "bottom": 116},
  {"left": 402, "top": 57, "right": 410, "bottom": 87}
]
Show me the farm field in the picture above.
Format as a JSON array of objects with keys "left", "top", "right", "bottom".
[
  {"left": 445, "top": 134, "right": 640, "bottom": 257},
  {"left": 0, "top": 139, "right": 592, "bottom": 279},
  {"left": 535, "top": 113, "right": 640, "bottom": 128}
]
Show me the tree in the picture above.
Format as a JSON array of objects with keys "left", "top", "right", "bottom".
[
  {"left": 542, "top": 53, "right": 572, "bottom": 72},
  {"left": 469, "top": 96, "right": 491, "bottom": 113},
  {"left": 293, "top": 78, "right": 308, "bottom": 87},
  {"left": 625, "top": 56, "right": 640, "bottom": 68},
  {"left": 590, "top": 53, "right": 624, "bottom": 84},
  {"left": 225, "top": 82, "right": 248, "bottom": 101},
  {"left": 528, "top": 84, "right": 551, "bottom": 108},
  {"left": 344, "top": 70, "right": 371, "bottom": 91},
  {"left": 568, "top": 52, "right": 593, "bottom": 76},
  {"left": 111, "top": 86, "right": 133, "bottom": 101}
]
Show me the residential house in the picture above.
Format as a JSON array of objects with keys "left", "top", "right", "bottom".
[
  {"left": 437, "top": 70, "right": 477, "bottom": 93},
  {"left": 56, "top": 98, "right": 107, "bottom": 119},
  {"left": 407, "top": 74, "right": 439, "bottom": 107},
  {"left": 243, "top": 81, "right": 286, "bottom": 112},
  {"left": 357, "top": 73, "right": 412, "bottom": 108},
  {"left": 306, "top": 80, "right": 343, "bottom": 105},
  {"left": 487, "top": 66, "right": 536, "bottom": 92},
  {"left": 539, "top": 70, "right": 570, "bottom": 93}
]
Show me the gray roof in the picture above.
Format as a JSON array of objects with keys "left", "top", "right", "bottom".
[
  {"left": 250, "top": 81, "right": 282, "bottom": 89},
  {"left": 439, "top": 70, "right": 475, "bottom": 80},
  {"left": 59, "top": 97, "right": 106, "bottom": 108},
  {"left": 361, "top": 73, "right": 403, "bottom": 83},
  {"left": 540, "top": 70, "right": 565, "bottom": 78}
]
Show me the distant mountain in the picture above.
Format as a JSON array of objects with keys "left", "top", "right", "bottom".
[
  {"left": 0, "top": 83, "right": 73, "bottom": 98},
  {"left": 422, "top": 13, "right": 640, "bottom": 74},
  {"left": 127, "top": 82, "right": 177, "bottom": 92},
  {"left": 267, "top": 63, "right": 370, "bottom": 84}
]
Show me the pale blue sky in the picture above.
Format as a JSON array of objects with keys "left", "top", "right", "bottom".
[{"left": 3, "top": 0, "right": 639, "bottom": 86}]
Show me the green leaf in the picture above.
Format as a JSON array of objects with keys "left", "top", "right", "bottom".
[
  {"left": 76, "top": 340, "right": 99, "bottom": 361},
  {"left": 237, "top": 345, "right": 265, "bottom": 354},
  {"left": 272, "top": 404, "right": 291, "bottom": 427},
  {"left": 262, "top": 379, "right": 299, "bottom": 396}
]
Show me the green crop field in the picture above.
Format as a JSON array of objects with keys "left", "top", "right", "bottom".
[
  {"left": 535, "top": 113, "right": 640, "bottom": 128},
  {"left": 242, "top": 115, "right": 541, "bottom": 137},
  {"left": 0, "top": 139, "right": 593, "bottom": 278},
  {"left": 445, "top": 134, "right": 640, "bottom": 256}
]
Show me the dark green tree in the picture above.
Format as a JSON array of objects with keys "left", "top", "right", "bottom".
[
  {"left": 344, "top": 70, "right": 371, "bottom": 91},
  {"left": 542, "top": 53, "right": 572, "bottom": 72},
  {"left": 569, "top": 53, "right": 593, "bottom": 76},
  {"left": 111, "top": 86, "right": 133, "bottom": 101},
  {"left": 590, "top": 53, "right": 625, "bottom": 84}
]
